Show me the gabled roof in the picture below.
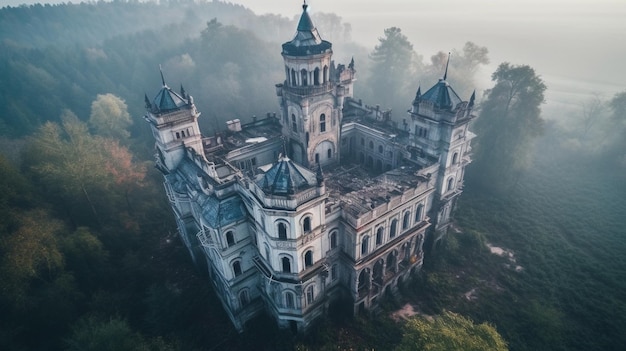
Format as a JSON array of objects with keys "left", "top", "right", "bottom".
[
  {"left": 420, "top": 79, "right": 463, "bottom": 110},
  {"left": 282, "top": 3, "right": 332, "bottom": 56},
  {"left": 153, "top": 85, "right": 188, "bottom": 112},
  {"left": 258, "top": 156, "right": 313, "bottom": 195}
]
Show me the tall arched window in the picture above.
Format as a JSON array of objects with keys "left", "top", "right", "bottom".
[
  {"left": 320, "top": 113, "right": 326, "bottom": 132},
  {"left": 278, "top": 222, "right": 287, "bottom": 239},
  {"left": 291, "top": 114, "right": 297, "bottom": 132},
  {"left": 232, "top": 261, "right": 242, "bottom": 277},
  {"left": 378, "top": 145, "right": 383, "bottom": 154},
  {"left": 291, "top": 69, "right": 297, "bottom": 86},
  {"left": 226, "top": 231, "right": 235, "bottom": 247},
  {"left": 403, "top": 212, "right": 411, "bottom": 230},
  {"left": 330, "top": 231, "right": 337, "bottom": 249},
  {"left": 281, "top": 256, "right": 291, "bottom": 273},
  {"left": 323, "top": 66, "right": 328, "bottom": 83},
  {"left": 390, "top": 219, "right": 397, "bottom": 238},
  {"left": 303, "top": 217, "right": 311, "bottom": 233},
  {"left": 314, "top": 67, "right": 320, "bottom": 85},
  {"left": 452, "top": 152, "right": 459, "bottom": 164},
  {"left": 376, "top": 227, "right": 384, "bottom": 245},
  {"left": 415, "top": 204, "right": 424, "bottom": 223},
  {"left": 239, "top": 289, "right": 249, "bottom": 306},
  {"left": 361, "top": 235, "right": 369, "bottom": 255},
  {"left": 306, "top": 285, "right": 315, "bottom": 305},
  {"left": 304, "top": 250, "right": 313, "bottom": 268},
  {"left": 301, "top": 69, "right": 308, "bottom": 86},
  {"left": 285, "top": 291, "right": 295, "bottom": 309},
  {"left": 327, "top": 148, "right": 332, "bottom": 159},
  {"left": 447, "top": 177, "right": 454, "bottom": 191}
]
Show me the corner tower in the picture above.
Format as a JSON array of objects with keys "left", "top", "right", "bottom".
[
  {"left": 144, "top": 72, "right": 204, "bottom": 172},
  {"left": 276, "top": 1, "right": 355, "bottom": 168},
  {"left": 408, "top": 61, "right": 476, "bottom": 243}
]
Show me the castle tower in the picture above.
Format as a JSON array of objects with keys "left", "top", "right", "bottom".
[
  {"left": 408, "top": 60, "right": 476, "bottom": 242},
  {"left": 276, "top": 1, "right": 355, "bottom": 168},
  {"left": 144, "top": 71, "right": 204, "bottom": 172}
]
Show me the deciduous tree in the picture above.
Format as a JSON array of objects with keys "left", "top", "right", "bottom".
[
  {"left": 396, "top": 311, "right": 508, "bottom": 351},
  {"left": 469, "top": 63, "right": 546, "bottom": 191}
]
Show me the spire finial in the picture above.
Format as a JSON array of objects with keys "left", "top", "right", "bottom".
[
  {"left": 144, "top": 93, "right": 152, "bottom": 109},
  {"left": 159, "top": 64, "right": 166, "bottom": 87},
  {"left": 468, "top": 89, "right": 476, "bottom": 108},
  {"left": 443, "top": 52, "right": 451, "bottom": 81},
  {"left": 303, "top": 0, "right": 308, "bottom": 11}
]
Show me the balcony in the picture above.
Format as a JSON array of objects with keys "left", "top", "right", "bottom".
[{"left": 282, "top": 82, "right": 333, "bottom": 97}]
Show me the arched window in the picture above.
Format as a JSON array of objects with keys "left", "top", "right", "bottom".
[
  {"left": 320, "top": 113, "right": 326, "bottom": 132},
  {"left": 232, "top": 261, "right": 242, "bottom": 277},
  {"left": 315, "top": 153, "right": 320, "bottom": 163},
  {"left": 327, "top": 148, "right": 332, "bottom": 159},
  {"left": 361, "top": 235, "right": 369, "bottom": 255},
  {"left": 285, "top": 291, "right": 295, "bottom": 309},
  {"left": 278, "top": 222, "right": 287, "bottom": 240},
  {"left": 226, "top": 231, "right": 235, "bottom": 247},
  {"left": 281, "top": 256, "right": 291, "bottom": 273},
  {"left": 330, "top": 231, "right": 337, "bottom": 249},
  {"left": 390, "top": 219, "right": 397, "bottom": 238},
  {"left": 403, "top": 212, "right": 411, "bottom": 230},
  {"left": 452, "top": 152, "right": 459, "bottom": 164},
  {"left": 314, "top": 67, "right": 320, "bottom": 85},
  {"left": 304, "top": 250, "right": 313, "bottom": 268},
  {"left": 301, "top": 69, "right": 308, "bottom": 86},
  {"left": 378, "top": 145, "right": 383, "bottom": 154},
  {"left": 291, "top": 69, "right": 297, "bottom": 86},
  {"left": 303, "top": 216, "right": 311, "bottom": 233},
  {"left": 239, "top": 289, "right": 249, "bottom": 306},
  {"left": 323, "top": 65, "right": 329, "bottom": 83},
  {"left": 291, "top": 114, "right": 297, "bottom": 132},
  {"left": 376, "top": 227, "right": 384, "bottom": 245},
  {"left": 306, "top": 285, "right": 315, "bottom": 305},
  {"left": 447, "top": 177, "right": 454, "bottom": 191},
  {"left": 285, "top": 66, "right": 290, "bottom": 83},
  {"left": 415, "top": 204, "right": 424, "bottom": 223}
]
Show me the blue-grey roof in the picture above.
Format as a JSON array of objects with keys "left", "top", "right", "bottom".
[
  {"left": 201, "top": 195, "right": 246, "bottom": 228},
  {"left": 153, "top": 85, "right": 187, "bottom": 112},
  {"left": 420, "top": 79, "right": 463, "bottom": 110},
  {"left": 282, "top": 3, "right": 332, "bottom": 56},
  {"left": 258, "top": 156, "right": 312, "bottom": 195}
]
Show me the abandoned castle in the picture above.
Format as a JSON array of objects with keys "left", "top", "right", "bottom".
[{"left": 143, "top": 2, "right": 476, "bottom": 333}]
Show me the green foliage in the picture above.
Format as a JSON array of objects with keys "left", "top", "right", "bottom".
[
  {"left": 396, "top": 311, "right": 508, "bottom": 351},
  {"left": 469, "top": 62, "right": 546, "bottom": 191},
  {"left": 365, "top": 27, "right": 422, "bottom": 115},
  {"left": 89, "top": 93, "right": 132, "bottom": 140}
]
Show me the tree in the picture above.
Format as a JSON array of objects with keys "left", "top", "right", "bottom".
[
  {"left": 609, "top": 90, "right": 626, "bottom": 121},
  {"left": 367, "top": 27, "right": 422, "bottom": 115},
  {"left": 469, "top": 63, "right": 546, "bottom": 191},
  {"left": 89, "top": 93, "right": 132, "bottom": 140},
  {"left": 396, "top": 311, "right": 508, "bottom": 351}
]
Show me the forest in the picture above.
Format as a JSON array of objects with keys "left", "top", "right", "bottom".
[{"left": 1, "top": 1, "right": 625, "bottom": 350}]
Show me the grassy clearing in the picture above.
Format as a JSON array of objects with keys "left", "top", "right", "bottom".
[{"left": 418, "top": 138, "right": 626, "bottom": 351}]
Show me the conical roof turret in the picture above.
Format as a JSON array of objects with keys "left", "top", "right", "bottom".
[{"left": 282, "top": 1, "right": 332, "bottom": 56}]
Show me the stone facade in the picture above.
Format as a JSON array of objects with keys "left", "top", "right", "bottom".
[{"left": 143, "top": 3, "right": 476, "bottom": 333}]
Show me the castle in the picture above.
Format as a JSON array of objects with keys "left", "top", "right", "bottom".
[{"left": 144, "top": 2, "right": 475, "bottom": 333}]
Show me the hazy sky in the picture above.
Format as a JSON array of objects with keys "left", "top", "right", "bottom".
[{"left": 3, "top": 0, "right": 624, "bottom": 106}]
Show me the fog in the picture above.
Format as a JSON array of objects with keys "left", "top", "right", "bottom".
[{"left": 228, "top": 0, "right": 625, "bottom": 117}]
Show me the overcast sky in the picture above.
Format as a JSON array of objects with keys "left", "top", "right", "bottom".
[{"left": 3, "top": 0, "right": 624, "bottom": 104}]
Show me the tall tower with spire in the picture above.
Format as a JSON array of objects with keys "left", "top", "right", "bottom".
[
  {"left": 408, "top": 55, "right": 476, "bottom": 242},
  {"left": 276, "top": 1, "right": 355, "bottom": 168}
]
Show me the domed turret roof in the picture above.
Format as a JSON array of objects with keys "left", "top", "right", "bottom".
[
  {"left": 153, "top": 85, "right": 187, "bottom": 112},
  {"left": 282, "top": 2, "right": 332, "bottom": 56},
  {"left": 258, "top": 155, "right": 314, "bottom": 195},
  {"left": 420, "top": 79, "right": 463, "bottom": 110}
]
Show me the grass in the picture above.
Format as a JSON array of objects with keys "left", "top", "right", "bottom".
[{"left": 427, "top": 137, "right": 626, "bottom": 351}]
